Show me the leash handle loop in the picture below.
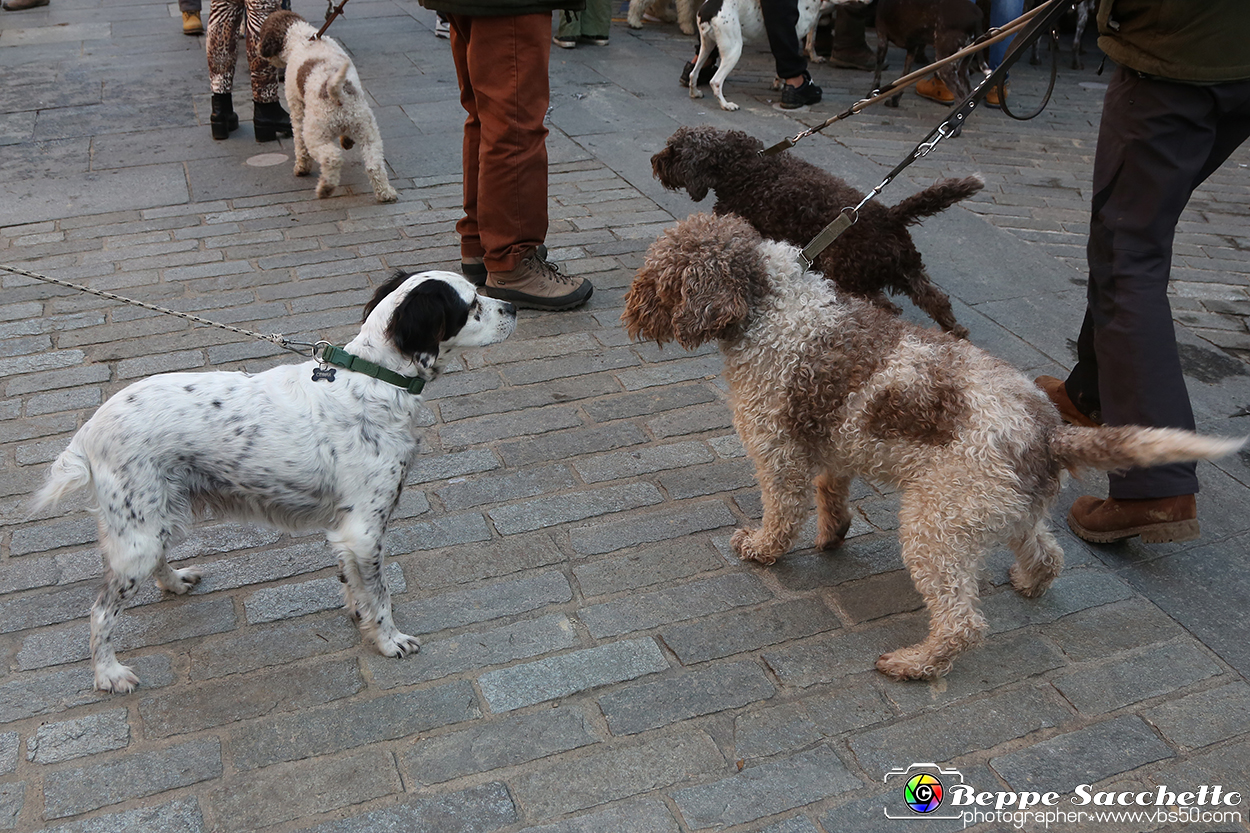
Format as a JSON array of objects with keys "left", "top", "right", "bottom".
[{"left": 799, "top": 208, "right": 857, "bottom": 271}]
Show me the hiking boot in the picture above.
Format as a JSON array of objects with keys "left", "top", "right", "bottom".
[
  {"left": 780, "top": 73, "right": 821, "bottom": 109},
  {"left": 1, "top": 0, "right": 50, "bottom": 10},
  {"left": 462, "top": 244, "right": 545, "bottom": 286},
  {"left": 1034, "top": 376, "right": 1102, "bottom": 428},
  {"left": 483, "top": 248, "right": 593, "bottom": 311},
  {"left": 1068, "top": 494, "right": 1199, "bottom": 544},
  {"left": 680, "top": 58, "right": 717, "bottom": 88},
  {"left": 182, "top": 10, "right": 203, "bottom": 34},
  {"left": 915, "top": 75, "right": 955, "bottom": 104},
  {"left": 985, "top": 81, "right": 1008, "bottom": 109}
]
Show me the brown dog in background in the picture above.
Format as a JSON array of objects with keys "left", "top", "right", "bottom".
[{"left": 872, "top": 0, "right": 984, "bottom": 107}]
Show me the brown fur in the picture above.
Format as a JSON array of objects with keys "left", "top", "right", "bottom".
[
  {"left": 873, "top": 0, "right": 984, "bottom": 108},
  {"left": 651, "top": 126, "right": 981, "bottom": 337},
  {"left": 624, "top": 213, "right": 1244, "bottom": 680}
]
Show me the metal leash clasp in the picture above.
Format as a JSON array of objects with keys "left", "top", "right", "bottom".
[{"left": 311, "top": 341, "right": 336, "bottom": 382}]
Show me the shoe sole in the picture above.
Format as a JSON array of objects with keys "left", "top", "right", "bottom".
[
  {"left": 480, "top": 283, "right": 593, "bottom": 312},
  {"left": 1066, "top": 512, "right": 1200, "bottom": 544},
  {"left": 916, "top": 92, "right": 955, "bottom": 105}
]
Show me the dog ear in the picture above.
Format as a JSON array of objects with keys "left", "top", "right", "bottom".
[
  {"left": 362, "top": 269, "right": 411, "bottom": 322},
  {"left": 386, "top": 279, "right": 470, "bottom": 366},
  {"left": 622, "top": 266, "right": 675, "bottom": 346},
  {"left": 669, "top": 257, "right": 753, "bottom": 348},
  {"left": 258, "top": 10, "right": 296, "bottom": 61}
]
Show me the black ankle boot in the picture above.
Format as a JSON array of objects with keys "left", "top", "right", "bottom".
[
  {"left": 210, "top": 93, "right": 238, "bottom": 140},
  {"left": 253, "top": 100, "right": 292, "bottom": 142}
]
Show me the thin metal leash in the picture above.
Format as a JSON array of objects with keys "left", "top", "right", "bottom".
[{"left": 0, "top": 263, "right": 319, "bottom": 358}]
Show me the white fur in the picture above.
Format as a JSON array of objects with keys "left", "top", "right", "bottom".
[
  {"left": 260, "top": 11, "right": 398, "bottom": 202},
  {"left": 688, "top": 0, "right": 829, "bottom": 111},
  {"left": 32, "top": 272, "right": 515, "bottom": 693}
]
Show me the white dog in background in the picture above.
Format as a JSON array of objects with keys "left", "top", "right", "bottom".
[
  {"left": 688, "top": 0, "right": 828, "bottom": 111},
  {"left": 32, "top": 272, "right": 516, "bottom": 693},
  {"left": 627, "top": 0, "right": 697, "bottom": 35},
  {"left": 258, "top": 10, "right": 398, "bottom": 202}
]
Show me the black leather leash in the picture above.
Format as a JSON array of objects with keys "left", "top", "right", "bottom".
[{"left": 766, "top": 0, "right": 1074, "bottom": 271}]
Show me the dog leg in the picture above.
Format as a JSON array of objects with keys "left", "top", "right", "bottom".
[
  {"left": 154, "top": 557, "right": 202, "bottom": 595},
  {"left": 311, "top": 137, "right": 343, "bottom": 199},
  {"left": 91, "top": 570, "right": 143, "bottom": 693},
  {"left": 864, "top": 290, "right": 902, "bottom": 316},
  {"left": 361, "top": 135, "right": 399, "bottom": 203},
  {"left": 676, "top": 0, "right": 696, "bottom": 35},
  {"left": 904, "top": 270, "right": 968, "bottom": 338},
  {"left": 815, "top": 472, "right": 853, "bottom": 550},
  {"left": 708, "top": 35, "right": 743, "bottom": 111},
  {"left": 328, "top": 517, "right": 419, "bottom": 658},
  {"left": 688, "top": 31, "right": 714, "bottom": 100},
  {"left": 732, "top": 466, "right": 809, "bottom": 564},
  {"left": 290, "top": 99, "right": 312, "bottom": 178},
  {"left": 877, "top": 502, "right": 987, "bottom": 680},
  {"left": 1008, "top": 518, "right": 1064, "bottom": 598},
  {"left": 626, "top": 0, "right": 645, "bottom": 29}
]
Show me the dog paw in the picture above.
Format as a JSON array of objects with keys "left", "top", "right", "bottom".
[
  {"left": 316, "top": 183, "right": 335, "bottom": 199},
  {"left": 293, "top": 162, "right": 311, "bottom": 177},
  {"left": 159, "top": 566, "right": 202, "bottom": 595},
  {"left": 690, "top": 88, "right": 704, "bottom": 99},
  {"left": 816, "top": 519, "right": 851, "bottom": 551},
  {"left": 679, "top": 23, "right": 695, "bottom": 35},
  {"left": 809, "top": 55, "right": 827, "bottom": 64},
  {"left": 876, "top": 648, "right": 942, "bottom": 681},
  {"left": 730, "top": 528, "right": 778, "bottom": 565},
  {"left": 721, "top": 101, "right": 740, "bottom": 112},
  {"left": 377, "top": 631, "right": 421, "bottom": 658},
  {"left": 376, "top": 188, "right": 399, "bottom": 204},
  {"left": 1009, "top": 564, "right": 1054, "bottom": 599},
  {"left": 95, "top": 662, "right": 140, "bottom": 694}
]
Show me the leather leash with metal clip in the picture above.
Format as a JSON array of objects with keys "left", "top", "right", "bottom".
[
  {"left": 314, "top": 0, "right": 351, "bottom": 39},
  {"left": 765, "top": 0, "right": 1075, "bottom": 273}
]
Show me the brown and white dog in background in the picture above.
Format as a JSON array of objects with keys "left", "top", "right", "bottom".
[
  {"left": 258, "top": 10, "right": 398, "bottom": 202},
  {"left": 624, "top": 212, "right": 1243, "bottom": 681}
]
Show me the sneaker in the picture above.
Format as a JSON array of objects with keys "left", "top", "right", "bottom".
[
  {"left": 1068, "top": 494, "right": 1199, "bottom": 544},
  {"left": 182, "top": 10, "right": 203, "bottom": 34},
  {"left": 578, "top": 34, "right": 609, "bottom": 45},
  {"left": 984, "top": 81, "right": 1008, "bottom": 109},
  {"left": 483, "top": 248, "right": 593, "bottom": 311},
  {"left": 915, "top": 75, "right": 955, "bottom": 104},
  {"left": 680, "top": 58, "right": 717, "bottom": 87},
  {"left": 434, "top": 13, "right": 450, "bottom": 38},
  {"left": 553, "top": 33, "right": 577, "bottom": 48},
  {"left": 779, "top": 74, "right": 822, "bottom": 109},
  {"left": 1033, "top": 376, "right": 1102, "bottom": 427},
  {"left": 462, "top": 244, "right": 545, "bottom": 286}
]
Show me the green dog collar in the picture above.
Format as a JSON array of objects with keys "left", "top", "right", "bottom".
[{"left": 317, "top": 344, "right": 426, "bottom": 395}]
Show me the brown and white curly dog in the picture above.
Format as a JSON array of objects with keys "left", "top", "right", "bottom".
[
  {"left": 623, "top": 213, "right": 1243, "bottom": 680},
  {"left": 652, "top": 125, "right": 982, "bottom": 337}
]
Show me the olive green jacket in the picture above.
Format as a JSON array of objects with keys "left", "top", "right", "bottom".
[
  {"left": 420, "top": 0, "right": 583, "bottom": 17},
  {"left": 1097, "top": 0, "right": 1250, "bottom": 82}
]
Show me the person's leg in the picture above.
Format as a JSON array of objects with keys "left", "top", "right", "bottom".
[
  {"left": 554, "top": 9, "right": 581, "bottom": 46},
  {"left": 207, "top": 0, "right": 244, "bottom": 95},
  {"left": 243, "top": 0, "right": 281, "bottom": 104},
  {"left": 579, "top": 0, "right": 612, "bottom": 41},
  {"left": 830, "top": 5, "right": 873, "bottom": 70},
  {"left": 760, "top": 0, "right": 806, "bottom": 81},
  {"left": 448, "top": 14, "right": 485, "bottom": 264},
  {"left": 987, "top": 0, "right": 1023, "bottom": 69}
]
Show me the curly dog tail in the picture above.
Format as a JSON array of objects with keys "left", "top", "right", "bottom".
[
  {"left": 328, "top": 62, "right": 351, "bottom": 105},
  {"left": 30, "top": 438, "right": 92, "bottom": 514},
  {"left": 888, "top": 175, "right": 985, "bottom": 227},
  {"left": 1051, "top": 425, "right": 1245, "bottom": 473}
]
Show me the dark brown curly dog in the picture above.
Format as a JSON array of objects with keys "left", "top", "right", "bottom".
[{"left": 652, "top": 125, "right": 983, "bottom": 338}]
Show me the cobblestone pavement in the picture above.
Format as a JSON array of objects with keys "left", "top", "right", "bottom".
[{"left": 3, "top": 1, "right": 1250, "bottom": 831}]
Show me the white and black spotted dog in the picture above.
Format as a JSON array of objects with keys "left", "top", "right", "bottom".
[
  {"left": 32, "top": 272, "right": 516, "bottom": 693},
  {"left": 258, "top": 10, "right": 398, "bottom": 203},
  {"left": 687, "top": 0, "right": 830, "bottom": 111}
]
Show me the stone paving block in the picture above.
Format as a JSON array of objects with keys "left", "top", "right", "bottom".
[
  {"left": 1038, "top": 597, "right": 1186, "bottom": 662},
  {"left": 393, "top": 571, "right": 571, "bottom": 635},
  {"left": 982, "top": 568, "right": 1137, "bottom": 634},
  {"left": 9, "top": 515, "right": 98, "bottom": 558},
  {"left": 762, "top": 616, "right": 931, "bottom": 688},
  {"left": 244, "top": 562, "right": 404, "bottom": 624},
  {"left": 0, "top": 735, "right": 14, "bottom": 776},
  {"left": 661, "top": 597, "right": 842, "bottom": 665},
  {"left": 510, "top": 730, "right": 724, "bottom": 820},
  {"left": 569, "top": 499, "right": 736, "bottom": 556},
  {"left": 406, "top": 447, "right": 501, "bottom": 485},
  {"left": 436, "top": 464, "right": 577, "bottom": 510},
  {"left": 437, "top": 374, "right": 619, "bottom": 422},
  {"left": 1143, "top": 680, "right": 1250, "bottom": 751},
  {"left": 140, "top": 658, "right": 363, "bottom": 738},
  {"left": 40, "top": 799, "right": 203, "bottom": 833},
  {"left": 581, "top": 573, "right": 773, "bottom": 639},
  {"left": 600, "top": 660, "right": 777, "bottom": 735},
  {"left": 499, "top": 422, "right": 648, "bottom": 468},
  {"left": 230, "top": 680, "right": 480, "bottom": 771},
  {"left": 184, "top": 540, "right": 337, "bottom": 594},
  {"left": 42, "top": 737, "right": 222, "bottom": 820},
  {"left": 672, "top": 745, "right": 862, "bottom": 830},
  {"left": 581, "top": 384, "right": 718, "bottom": 423},
  {"left": 208, "top": 749, "right": 402, "bottom": 833},
  {"left": 290, "top": 782, "right": 518, "bottom": 833},
  {"left": 646, "top": 403, "right": 735, "bottom": 440},
  {"left": 990, "top": 716, "right": 1174, "bottom": 791},
  {"left": 656, "top": 459, "right": 758, "bottom": 500},
  {"left": 573, "top": 539, "right": 723, "bottom": 597},
  {"left": 25, "top": 708, "right": 130, "bottom": 765},
  {"left": 405, "top": 704, "right": 599, "bottom": 785},
  {"left": 1147, "top": 736, "right": 1250, "bottom": 796},
  {"left": 0, "top": 784, "right": 19, "bottom": 832},
  {"left": 368, "top": 613, "right": 580, "bottom": 689},
  {"left": 513, "top": 799, "right": 681, "bottom": 833},
  {"left": 1052, "top": 640, "right": 1223, "bottom": 716},
  {"left": 488, "top": 482, "right": 663, "bottom": 535},
  {"left": 575, "top": 440, "right": 715, "bottom": 484},
  {"left": 187, "top": 615, "right": 360, "bottom": 680},
  {"left": 830, "top": 569, "right": 926, "bottom": 624},
  {"left": 768, "top": 533, "right": 904, "bottom": 592},
  {"left": 439, "top": 404, "right": 583, "bottom": 448},
  {"left": 851, "top": 686, "right": 1072, "bottom": 777},
  {"left": 401, "top": 532, "right": 565, "bottom": 591},
  {"left": 615, "top": 354, "right": 724, "bottom": 391},
  {"left": 478, "top": 637, "right": 669, "bottom": 713},
  {"left": 384, "top": 511, "right": 492, "bottom": 554},
  {"left": 740, "top": 678, "right": 896, "bottom": 762}
]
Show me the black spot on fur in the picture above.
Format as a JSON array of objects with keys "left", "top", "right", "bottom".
[
  {"left": 698, "top": 0, "right": 722, "bottom": 23},
  {"left": 363, "top": 269, "right": 412, "bottom": 321},
  {"left": 386, "top": 278, "right": 471, "bottom": 363}
]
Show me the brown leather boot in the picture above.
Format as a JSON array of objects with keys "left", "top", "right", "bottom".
[
  {"left": 1034, "top": 375, "right": 1102, "bottom": 428},
  {"left": 483, "top": 248, "right": 593, "bottom": 311},
  {"left": 1067, "top": 494, "right": 1199, "bottom": 544}
]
